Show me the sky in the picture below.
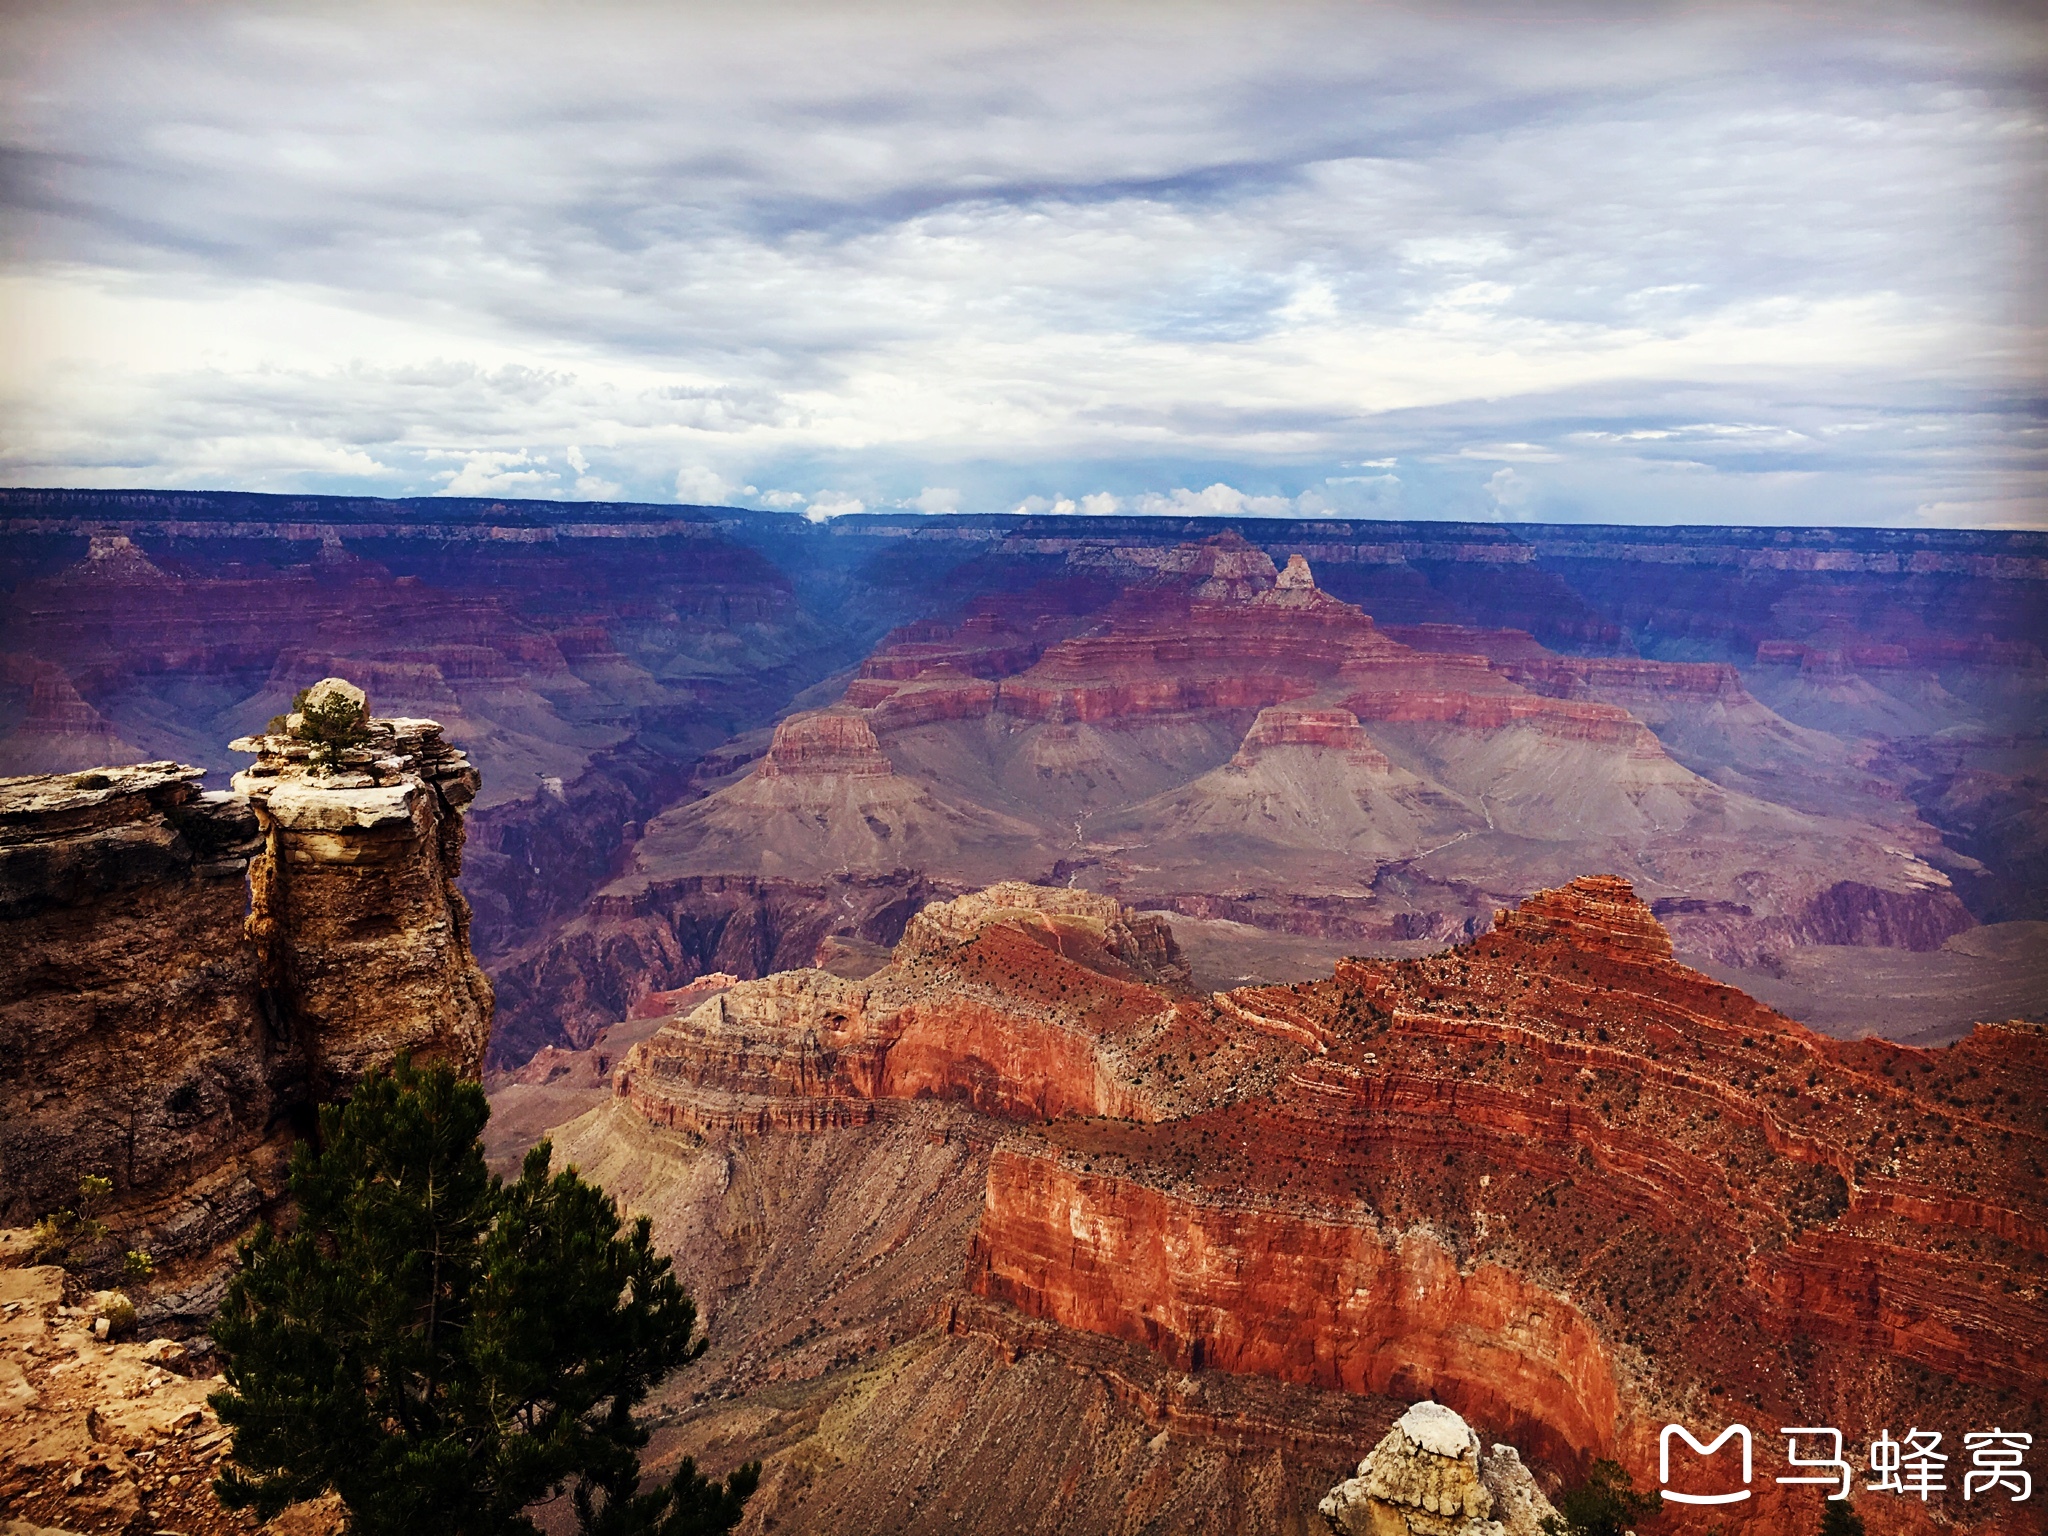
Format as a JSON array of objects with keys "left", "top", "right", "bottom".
[{"left": 1, "top": 0, "right": 2043, "bottom": 527}]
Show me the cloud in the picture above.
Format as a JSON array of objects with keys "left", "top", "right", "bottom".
[
  {"left": 905, "top": 486, "right": 960, "bottom": 514},
  {"left": 1459, "top": 443, "right": 1562, "bottom": 463},
  {"left": 804, "top": 490, "right": 866, "bottom": 521},
  {"left": 675, "top": 465, "right": 742, "bottom": 505},
  {"left": 1485, "top": 466, "right": 1534, "bottom": 518},
  {"left": 436, "top": 450, "right": 554, "bottom": 496},
  {"left": 0, "top": 1, "right": 2039, "bottom": 525},
  {"left": 1132, "top": 483, "right": 1297, "bottom": 517}
]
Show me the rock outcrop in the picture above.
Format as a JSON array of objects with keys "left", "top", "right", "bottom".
[
  {"left": 1319, "top": 1401, "right": 1557, "bottom": 1536},
  {"left": 228, "top": 700, "right": 492, "bottom": 1089},
  {"left": 1230, "top": 707, "right": 1391, "bottom": 770},
  {"left": 625, "top": 708, "right": 1042, "bottom": 885},
  {"left": 753, "top": 709, "right": 893, "bottom": 778},
  {"left": 607, "top": 875, "right": 2046, "bottom": 1533},
  {"left": 615, "top": 883, "right": 1193, "bottom": 1138},
  {"left": 0, "top": 683, "right": 489, "bottom": 1295}
]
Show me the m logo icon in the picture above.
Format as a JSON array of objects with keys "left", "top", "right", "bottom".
[{"left": 1661, "top": 1424, "right": 1754, "bottom": 1505}]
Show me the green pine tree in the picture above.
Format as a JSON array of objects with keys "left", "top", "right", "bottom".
[
  {"left": 209, "top": 1056, "right": 757, "bottom": 1536},
  {"left": 1818, "top": 1501, "right": 1866, "bottom": 1536}
]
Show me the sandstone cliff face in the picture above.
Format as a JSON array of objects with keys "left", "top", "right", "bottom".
[
  {"left": 0, "top": 692, "right": 490, "bottom": 1294},
  {"left": 958, "top": 878, "right": 2044, "bottom": 1530},
  {"left": 614, "top": 883, "right": 1194, "bottom": 1139},
  {"left": 230, "top": 705, "right": 492, "bottom": 1090},
  {"left": 606, "top": 875, "right": 2044, "bottom": 1534}
]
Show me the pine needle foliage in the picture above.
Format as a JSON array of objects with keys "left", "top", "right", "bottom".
[{"left": 208, "top": 1057, "right": 757, "bottom": 1536}]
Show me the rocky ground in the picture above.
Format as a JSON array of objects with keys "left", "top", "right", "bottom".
[{"left": 0, "top": 1257, "right": 341, "bottom": 1536}]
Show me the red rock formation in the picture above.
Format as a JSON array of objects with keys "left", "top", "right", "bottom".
[
  {"left": 969, "top": 1155, "right": 1621, "bottom": 1473},
  {"left": 953, "top": 879, "right": 2041, "bottom": 1530},
  {"left": 486, "top": 870, "right": 961, "bottom": 1065},
  {"left": 755, "top": 709, "right": 893, "bottom": 778},
  {"left": 1230, "top": 707, "right": 1391, "bottom": 771},
  {"left": 615, "top": 875, "right": 2043, "bottom": 1532},
  {"left": 615, "top": 885, "right": 1193, "bottom": 1138},
  {"left": 627, "top": 971, "right": 741, "bottom": 1020}
]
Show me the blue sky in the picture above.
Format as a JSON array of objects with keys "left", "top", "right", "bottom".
[{"left": 1, "top": 1, "right": 2043, "bottom": 526}]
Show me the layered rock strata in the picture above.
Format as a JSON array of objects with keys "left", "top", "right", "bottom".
[
  {"left": 613, "top": 876, "right": 2045, "bottom": 1533},
  {"left": 0, "top": 684, "right": 489, "bottom": 1287},
  {"left": 615, "top": 884, "right": 1194, "bottom": 1138},
  {"left": 634, "top": 536, "right": 1974, "bottom": 989},
  {"left": 228, "top": 690, "right": 492, "bottom": 1088}
]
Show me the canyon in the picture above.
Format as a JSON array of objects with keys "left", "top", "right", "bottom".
[
  {"left": 523, "top": 874, "right": 2044, "bottom": 1534},
  {"left": 2, "top": 488, "right": 2044, "bottom": 1532},
  {"left": 528, "top": 531, "right": 2025, "bottom": 1058},
  {"left": 5, "top": 491, "right": 2041, "bottom": 1064}
]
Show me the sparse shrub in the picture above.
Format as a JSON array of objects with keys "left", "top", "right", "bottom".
[
  {"left": 94, "top": 1288, "right": 137, "bottom": 1337},
  {"left": 1819, "top": 1501, "right": 1866, "bottom": 1536},
  {"left": 288, "top": 680, "right": 372, "bottom": 763},
  {"left": 26, "top": 1174, "right": 116, "bottom": 1268},
  {"left": 124, "top": 1249, "right": 156, "bottom": 1281}
]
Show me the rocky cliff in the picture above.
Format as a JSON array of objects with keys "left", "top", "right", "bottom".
[
  {"left": 0, "top": 682, "right": 490, "bottom": 1302},
  {"left": 615, "top": 883, "right": 1192, "bottom": 1138},
  {"left": 593, "top": 876, "right": 2043, "bottom": 1534},
  {"left": 1320, "top": 1400, "right": 1557, "bottom": 1536}
]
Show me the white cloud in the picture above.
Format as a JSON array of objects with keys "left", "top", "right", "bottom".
[
  {"left": 1133, "top": 483, "right": 1296, "bottom": 517},
  {"left": 759, "top": 489, "right": 807, "bottom": 510},
  {"left": 804, "top": 491, "right": 865, "bottom": 521},
  {"left": 437, "top": 450, "right": 554, "bottom": 496},
  {"left": 1458, "top": 442, "right": 1564, "bottom": 463},
  {"left": 1078, "top": 491, "right": 1120, "bottom": 515},
  {"left": 674, "top": 465, "right": 739, "bottom": 505},
  {"left": 905, "top": 486, "right": 961, "bottom": 514},
  {"left": 1299, "top": 474, "right": 1400, "bottom": 517},
  {"left": 1486, "top": 466, "right": 1534, "bottom": 517}
]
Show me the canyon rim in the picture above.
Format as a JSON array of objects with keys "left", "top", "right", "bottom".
[{"left": 1, "top": 498, "right": 2041, "bottom": 1534}]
